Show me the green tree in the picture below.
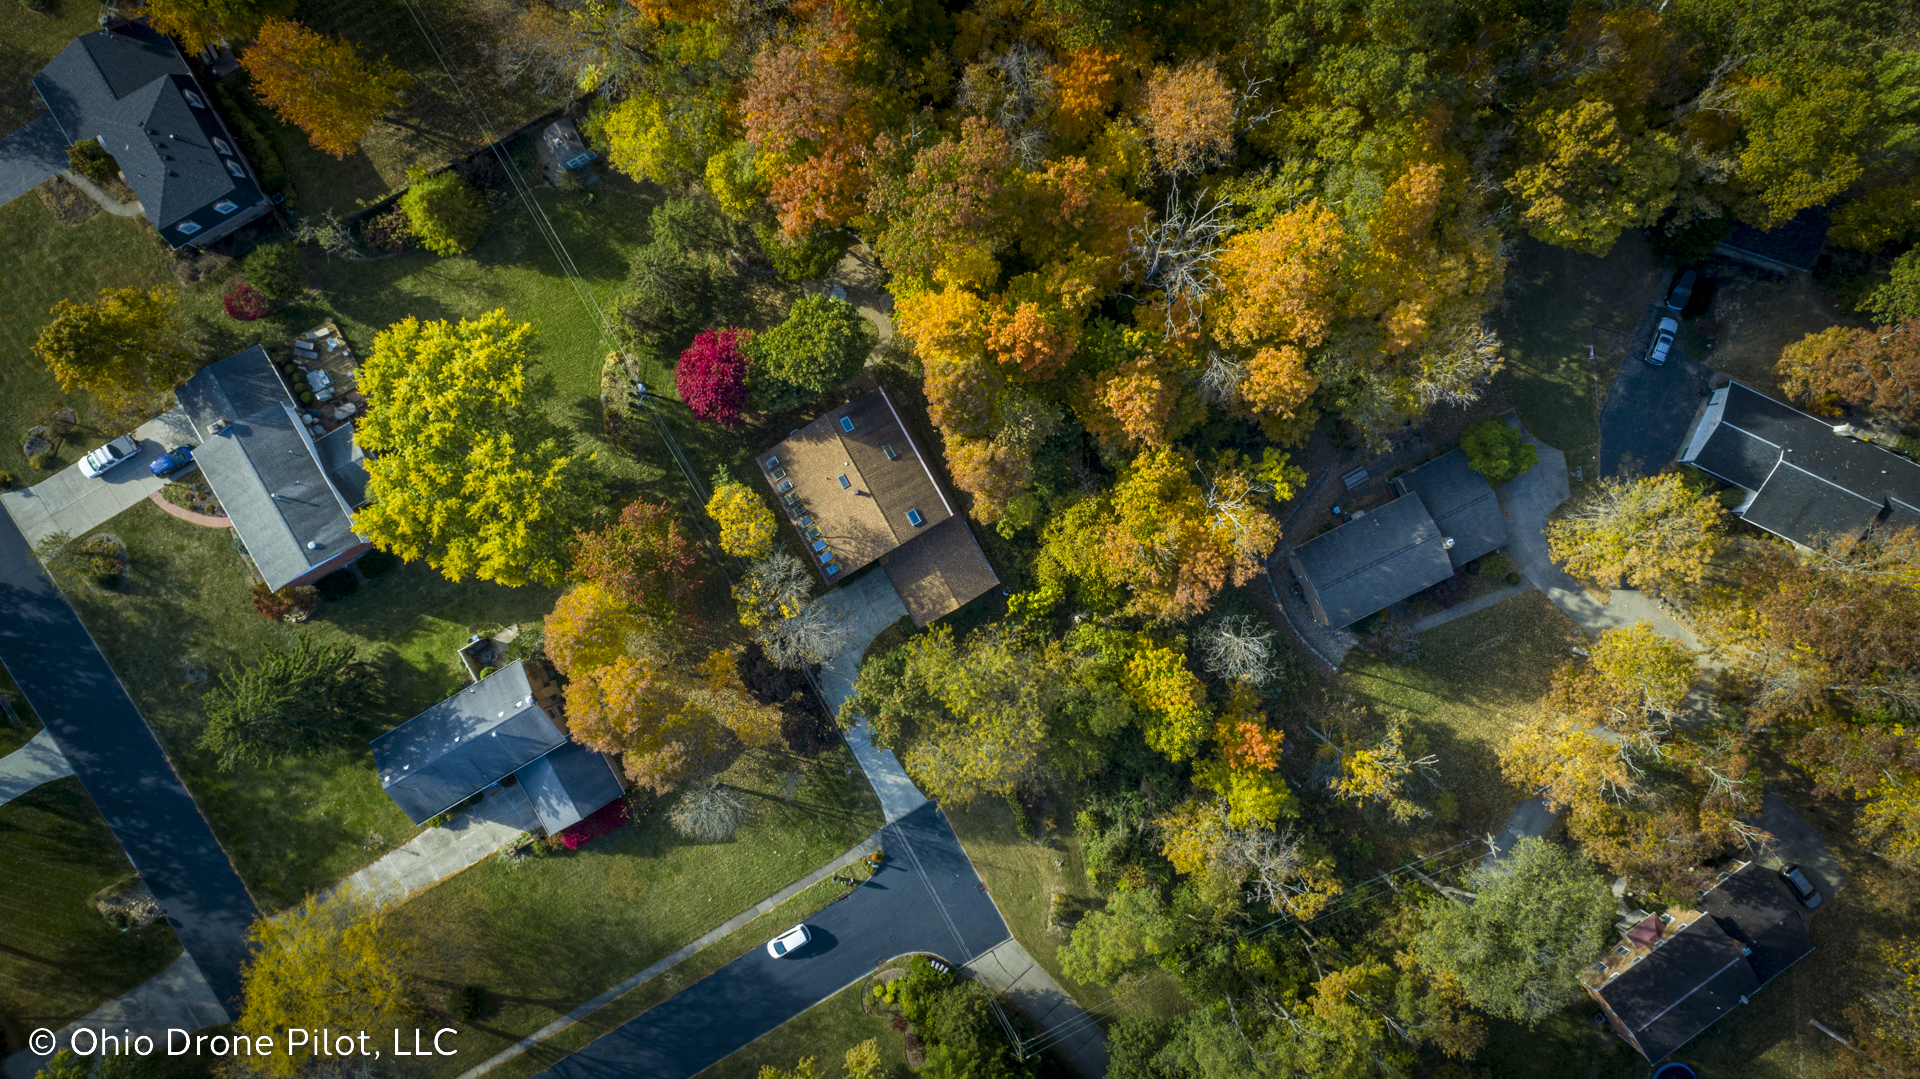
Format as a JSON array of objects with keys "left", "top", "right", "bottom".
[
  {"left": 617, "top": 241, "right": 712, "bottom": 349},
  {"left": 235, "top": 889, "right": 421, "bottom": 1078},
  {"left": 242, "top": 242, "right": 305, "bottom": 301},
  {"left": 1866, "top": 249, "right": 1920, "bottom": 324},
  {"left": 1460, "top": 418, "right": 1538, "bottom": 485},
  {"left": 33, "top": 287, "right": 193, "bottom": 412},
  {"left": 748, "top": 295, "right": 876, "bottom": 412},
  {"left": 198, "top": 635, "right": 380, "bottom": 769},
  {"left": 1414, "top": 836, "right": 1616, "bottom": 1024},
  {"left": 1506, "top": 99, "right": 1679, "bottom": 257},
  {"left": 354, "top": 310, "right": 601, "bottom": 587},
  {"left": 399, "top": 171, "right": 489, "bottom": 256}
]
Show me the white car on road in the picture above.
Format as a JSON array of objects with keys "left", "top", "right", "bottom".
[
  {"left": 765, "top": 923, "right": 811, "bottom": 958},
  {"left": 79, "top": 435, "right": 141, "bottom": 478}
]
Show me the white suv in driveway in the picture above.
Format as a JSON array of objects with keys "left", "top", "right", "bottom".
[
  {"left": 79, "top": 435, "right": 141, "bottom": 478},
  {"left": 1645, "top": 317, "right": 1679, "bottom": 366}
]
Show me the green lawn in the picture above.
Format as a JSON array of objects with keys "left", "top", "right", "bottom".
[
  {"left": 0, "top": 664, "right": 44, "bottom": 757},
  {"left": 60, "top": 500, "right": 561, "bottom": 910},
  {"left": 389, "top": 745, "right": 884, "bottom": 1079},
  {"left": 0, "top": 1, "right": 104, "bottom": 130},
  {"left": 1344, "top": 590, "right": 1587, "bottom": 834},
  {"left": 696, "top": 981, "right": 909, "bottom": 1079},
  {"left": 0, "top": 777, "right": 184, "bottom": 1029},
  {"left": 0, "top": 194, "right": 176, "bottom": 483},
  {"left": 1487, "top": 233, "right": 1669, "bottom": 478}
]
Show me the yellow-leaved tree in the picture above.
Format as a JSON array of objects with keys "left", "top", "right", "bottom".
[
  {"left": 707, "top": 481, "right": 776, "bottom": 559},
  {"left": 1545, "top": 472, "right": 1724, "bottom": 588},
  {"left": 240, "top": 19, "right": 409, "bottom": 159},
  {"left": 235, "top": 889, "right": 420, "bottom": 1079},
  {"left": 355, "top": 310, "right": 601, "bottom": 587},
  {"left": 33, "top": 287, "right": 193, "bottom": 415}
]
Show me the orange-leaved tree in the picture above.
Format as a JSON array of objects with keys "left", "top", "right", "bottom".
[{"left": 241, "top": 19, "right": 409, "bottom": 158}]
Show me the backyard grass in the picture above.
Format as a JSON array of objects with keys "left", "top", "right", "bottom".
[
  {"left": 0, "top": 193, "right": 176, "bottom": 482},
  {"left": 0, "top": 777, "right": 184, "bottom": 1031},
  {"left": 389, "top": 745, "right": 884, "bottom": 1079},
  {"left": 1343, "top": 590, "right": 1587, "bottom": 834},
  {"left": 0, "top": 1, "right": 102, "bottom": 130},
  {"left": 59, "top": 500, "right": 563, "bottom": 910},
  {"left": 696, "top": 981, "right": 909, "bottom": 1079},
  {"left": 1487, "top": 233, "right": 1669, "bottom": 479}
]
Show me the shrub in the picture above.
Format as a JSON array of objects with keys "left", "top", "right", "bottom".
[
  {"left": 617, "top": 242, "right": 711, "bottom": 348},
  {"left": 780, "top": 705, "right": 840, "bottom": 755},
  {"left": 1461, "top": 418, "right": 1538, "bottom": 486},
  {"left": 28, "top": 451, "right": 54, "bottom": 471},
  {"left": 748, "top": 295, "right": 876, "bottom": 413},
  {"left": 400, "top": 171, "right": 489, "bottom": 256},
  {"left": 211, "top": 77, "right": 291, "bottom": 198},
  {"left": 753, "top": 222, "right": 843, "bottom": 282},
  {"left": 249, "top": 582, "right": 319, "bottom": 621},
  {"left": 357, "top": 549, "right": 400, "bottom": 578},
  {"left": 67, "top": 140, "right": 118, "bottom": 186},
  {"left": 300, "top": 390, "right": 316, "bottom": 405},
  {"left": 554, "top": 797, "right": 630, "bottom": 849},
  {"left": 242, "top": 243, "right": 305, "bottom": 300},
  {"left": 223, "top": 281, "right": 269, "bottom": 320},
  {"left": 314, "top": 568, "right": 360, "bottom": 600},
  {"left": 362, "top": 206, "right": 414, "bottom": 254},
  {"left": 675, "top": 328, "right": 753, "bottom": 427},
  {"left": 0, "top": 472, "right": 13, "bottom": 490},
  {"left": 668, "top": 783, "right": 751, "bottom": 842},
  {"left": 448, "top": 985, "right": 485, "bottom": 1022}
]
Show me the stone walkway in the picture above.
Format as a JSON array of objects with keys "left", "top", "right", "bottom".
[
  {"left": 1409, "top": 581, "right": 1537, "bottom": 635},
  {"left": 145, "top": 491, "right": 231, "bottom": 528},
  {"left": 2, "top": 407, "right": 199, "bottom": 547},
  {"left": 0, "top": 727, "right": 73, "bottom": 807},
  {"left": 812, "top": 569, "right": 930, "bottom": 824},
  {"left": 455, "top": 830, "right": 888, "bottom": 1079},
  {"left": 60, "top": 169, "right": 144, "bottom": 217},
  {"left": 965, "top": 939, "right": 1111, "bottom": 1077},
  {"left": 1, "top": 953, "right": 229, "bottom": 1079},
  {"left": 321, "top": 784, "right": 539, "bottom": 908}
]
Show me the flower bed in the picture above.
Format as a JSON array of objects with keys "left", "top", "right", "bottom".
[{"left": 553, "top": 797, "right": 631, "bottom": 850}]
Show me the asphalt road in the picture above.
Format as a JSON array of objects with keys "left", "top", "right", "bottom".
[
  {"left": 537, "top": 802, "right": 1010, "bottom": 1079},
  {"left": 1599, "top": 307, "right": 1715, "bottom": 480},
  {"left": 0, "top": 513, "right": 259, "bottom": 1009}
]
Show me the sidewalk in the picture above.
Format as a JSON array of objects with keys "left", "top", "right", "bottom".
[
  {"left": 0, "top": 727, "right": 73, "bottom": 807},
  {"left": 965, "top": 939, "right": 1111, "bottom": 1078},
  {"left": 1409, "top": 581, "right": 1537, "bottom": 635},
  {"left": 1, "top": 953, "right": 228, "bottom": 1079}
]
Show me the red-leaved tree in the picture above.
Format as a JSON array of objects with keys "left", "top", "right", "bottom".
[
  {"left": 571, "top": 500, "right": 701, "bottom": 619},
  {"left": 675, "top": 328, "right": 753, "bottom": 427},
  {"left": 224, "top": 282, "right": 269, "bottom": 321}
]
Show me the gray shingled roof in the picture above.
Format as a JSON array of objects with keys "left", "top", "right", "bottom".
[
  {"left": 371, "top": 662, "right": 569, "bottom": 824},
  {"left": 1392, "top": 450, "right": 1508, "bottom": 569},
  {"left": 176, "top": 347, "right": 367, "bottom": 590},
  {"left": 518, "top": 739, "right": 625, "bottom": 833},
  {"left": 0, "top": 113, "right": 70, "bottom": 205},
  {"left": 1288, "top": 495, "right": 1454, "bottom": 629},
  {"left": 1682, "top": 382, "right": 1920, "bottom": 547},
  {"left": 29, "top": 23, "right": 259, "bottom": 235},
  {"left": 1701, "top": 863, "right": 1814, "bottom": 986}
]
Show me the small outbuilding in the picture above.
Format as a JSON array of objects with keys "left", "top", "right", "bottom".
[
  {"left": 1715, "top": 208, "right": 1829, "bottom": 275},
  {"left": 536, "top": 118, "right": 598, "bottom": 185}
]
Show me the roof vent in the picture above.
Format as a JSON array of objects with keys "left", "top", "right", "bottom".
[
  {"left": 1442, "top": 537, "right": 1456, "bottom": 549},
  {"left": 307, "top": 541, "right": 320, "bottom": 550}
]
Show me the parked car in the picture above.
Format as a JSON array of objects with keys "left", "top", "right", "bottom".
[
  {"left": 765, "top": 923, "right": 811, "bottom": 958},
  {"left": 79, "top": 435, "right": 140, "bottom": 478},
  {"left": 1646, "top": 317, "right": 1680, "bottom": 366},
  {"left": 148, "top": 445, "right": 194, "bottom": 478},
  {"left": 1779, "top": 864, "right": 1823, "bottom": 910},
  {"left": 1666, "top": 269, "right": 1697, "bottom": 313}
]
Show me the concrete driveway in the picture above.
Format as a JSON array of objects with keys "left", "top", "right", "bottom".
[
  {"left": 1598, "top": 304, "right": 1715, "bottom": 480},
  {"left": 1, "top": 406, "right": 197, "bottom": 546}
]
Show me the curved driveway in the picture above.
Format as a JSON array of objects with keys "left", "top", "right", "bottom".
[
  {"left": 536, "top": 802, "right": 1009, "bottom": 1079},
  {"left": 0, "top": 513, "right": 258, "bottom": 1008}
]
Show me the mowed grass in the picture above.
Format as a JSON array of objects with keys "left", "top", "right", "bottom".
[
  {"left": 0, "top": 1, "right": 103, "bottom": 130},
  {"left": 389, "top": 746, "right": 883, "bottom": 1079},
  {"left": 0, "top": 777, "right": 184, "bottom": 1029},
  {"left": 696, "top": 981, "right": 909, "bottom": 1079},
  {"left": 1343, "top": 591, "right": 1586, "bottom": 834},
  {"left": 0, "top": 195, "right": 176, "bottom": 482},
  {"left": 60, "top": 500, "right": 562, "bottom": 910}
]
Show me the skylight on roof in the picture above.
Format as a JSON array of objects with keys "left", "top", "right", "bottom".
[
  {"left": 883, "top": 443, "right": 900, "bottom": 460},
  {"left": 906, "top": 508, "right": 924, "bottom": 526},
  {"left": 838, "top": 474, "right": 850, "bottom": 489},
  {"left": 840, "top": 416, "right": 856, "bottom": 433}
]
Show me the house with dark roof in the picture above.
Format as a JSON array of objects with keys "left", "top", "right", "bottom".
[
  {"left": 757, "top": 388, "right": 1000, "bottom": 627},
  {"left": 1679, "top": 381, "right": 1920, "bottom": 548},
  {"left": 176, "top": 346, "right": 374, "bottom": 591},
  {"left": 23, "top": 22, "right": 270, "bottom": 246},
  {"left": 372, "top": 661, "right": 626, "bottom": 834},
  {"left": 1287, "top": 449, "right": 1510, "bottom": 629},
  {"left": 1715, "top": 208, "right": 1829, "bottom": 275},
  {"left": 1584, "top": 861, "right": 1814, "bottom": 1061}
]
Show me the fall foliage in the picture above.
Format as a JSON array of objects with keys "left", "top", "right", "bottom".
[{"left": 241, "top": 19, "right": 409, "bottom": 158}]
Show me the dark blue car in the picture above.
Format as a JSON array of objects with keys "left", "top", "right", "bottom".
[{"left": 148, "top": 445, "right": 194, "bottom": 477}]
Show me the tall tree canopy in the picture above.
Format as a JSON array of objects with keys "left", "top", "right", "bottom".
[{"left": 241, "top": 19, "right": 410, "bottom": 158}]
